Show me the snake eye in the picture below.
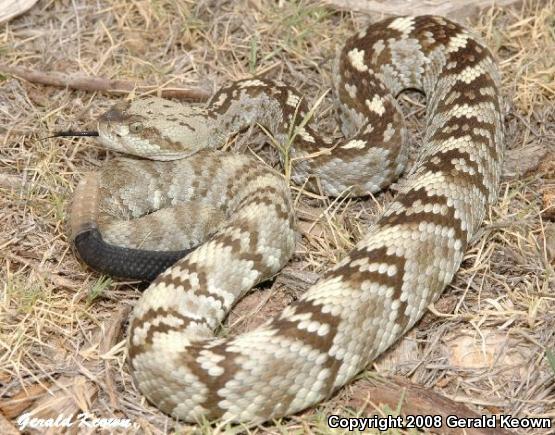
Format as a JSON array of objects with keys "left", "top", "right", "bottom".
[{"left": 129, "top": 122, "right": 143, "bottom": 133}]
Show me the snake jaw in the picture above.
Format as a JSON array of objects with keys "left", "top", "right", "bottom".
[
  {"left": 97, "top": 120, "right": 134, "bottom": 154},
  {"left": 96, "top": 98, "right": 216, "bottom": 160},
  {"left": 97, "top": 116, "right": 185, "bottom": 160}
]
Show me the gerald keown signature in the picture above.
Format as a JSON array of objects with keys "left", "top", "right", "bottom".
[{"left": 17, "top": 412, "right": 136, "bottom": 430}]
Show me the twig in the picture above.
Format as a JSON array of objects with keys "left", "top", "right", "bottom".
[
  {"left": 0, "top": 64, "right": 211, "bottom": 101},
  {"left": 347, "top": 376, "right": 514, "bottom": 435},
  {"left": 100, "top": 305, "right": 132, "bottom": 410}
]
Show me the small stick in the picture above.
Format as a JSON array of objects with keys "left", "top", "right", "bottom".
[{"left": 0, "top": 64, "right": 211, "bottom": 101}]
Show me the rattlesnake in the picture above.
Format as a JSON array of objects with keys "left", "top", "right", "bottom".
[{"left": 70, "top": 15, "right": 504, "bottom": 423}]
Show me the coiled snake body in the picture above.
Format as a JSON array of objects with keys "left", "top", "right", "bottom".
[{"left": 71, "top": 15, "right": 504, "bottom": 423}]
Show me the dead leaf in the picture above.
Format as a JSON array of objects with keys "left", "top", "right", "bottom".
[
  {"left": 504, "top": 144, "right": 550, "bottom": 178},
  {"left": 0, "top": 382, "right": 51, "bottom": 419},
  {"left": 320, "top": 0, "right": 526, "bottom": 20},
  {"left": 0, "top": 0, "right": 38, "bottom": 24}
]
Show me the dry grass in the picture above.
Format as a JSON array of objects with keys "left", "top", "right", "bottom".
[{"left": 1, "top": 0, "right": 554, "bottom": 434}]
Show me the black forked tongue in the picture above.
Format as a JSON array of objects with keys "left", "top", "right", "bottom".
[{"left": 41, "top": 130, "right": 99, "bottom": 140}]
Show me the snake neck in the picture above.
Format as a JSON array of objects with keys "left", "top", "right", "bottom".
[{"left": 203, "top": 76, "right": 407, "bottom": 197}]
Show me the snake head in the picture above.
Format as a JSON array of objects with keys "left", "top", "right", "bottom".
[{"left": 97, "top": 97, "right": 215, "bottom": 161}]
